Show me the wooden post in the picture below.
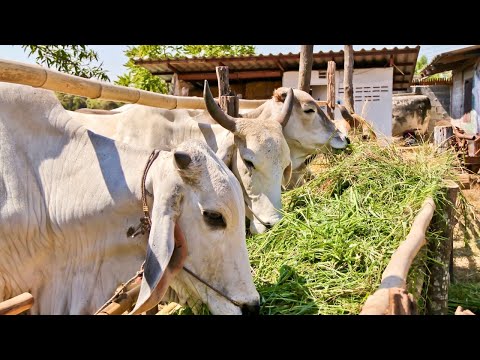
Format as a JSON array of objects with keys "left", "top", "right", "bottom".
[
  {"left": 326, "top": 61, "right": 336, "bottom": 120},
  {"left": 298, "top": 45, "right": 314, "bottom": 93},
  {"left": 216, "top": 66, "right": 239, "bottom": 117},
  {"left": 426, "top": 181, "right": 459, "bottom": 315},
  {"left": 434, "top": 125, "right": 454, "bottom": 152},
  {"left": 343, "top": 45, "right": 355, "bottom": 116}
]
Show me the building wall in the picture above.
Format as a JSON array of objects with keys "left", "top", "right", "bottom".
[
  {"left": 336, "top": 68, "right": 393, "bottom": 139},
  {"left": 245, "top": 80, "right": 282, "bottom": 99},
  {"left": 410, "top": 85, "right": 451, "bottom": 132},
  {"left": 473, "top": 59, "right": 480, "bottom": 135},
  {"left": 451, "top": 64, "right": 477, "bottom": 134},
  {"left": 187, "top": 80, "right": 281, "bottom": 100},
  {"left": 282, "top": 68, "right": 394, "bottom": 138},
  {"left": 451, "top": 70, "right": 464, "bottom": 119}
]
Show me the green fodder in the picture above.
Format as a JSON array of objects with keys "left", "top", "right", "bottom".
[
  {"left": 248, "top": 141, "right": 457, "bottom": 315},
  {"left": 448, "top": 282, "right": 480, "bottom": 314}
]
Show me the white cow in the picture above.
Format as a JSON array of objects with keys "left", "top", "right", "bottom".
[
  {"left": 188, "top": 87, "right": 350, "bottom": 188},
  {"left": 81, "top": 87, "right": 349, "bottom": 190},
  {"left": 73, "top": 82, "right": 294, "bottom": 234},
  {"left": 0, "top": 82, "right": 259, "bottom": 315}
]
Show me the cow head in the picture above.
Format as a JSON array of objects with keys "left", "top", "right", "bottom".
[
  {"left": 203, "top": 81, "right": 292, "bottom": 234},
  {"left": 243, "top": 88, "right": 349, "bottom": 170},
  {"left": 131, "top": 140, "right": 259, "bottom": 315}
]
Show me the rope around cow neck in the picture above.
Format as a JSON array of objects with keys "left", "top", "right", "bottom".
[{"left": 244, "top": 200, "right": 271, "bottom": 228}]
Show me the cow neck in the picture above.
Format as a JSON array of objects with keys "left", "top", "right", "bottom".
[{"left": 229, "top": 143, "right": 271, "bottom": 229}]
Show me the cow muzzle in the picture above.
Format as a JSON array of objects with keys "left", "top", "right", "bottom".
[{"left": 241, "top": 301, "right": 261, "bottom": 315}]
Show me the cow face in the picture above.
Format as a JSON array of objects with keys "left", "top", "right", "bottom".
[
  {"left": 203, "top": 82, "right": 293, "bottom": 234},
  {"left": 132, "top": 140, "right": 259, "bottom": 315},
  {"left": 272, "top": 87, "right": 349, "bottom": 154}
]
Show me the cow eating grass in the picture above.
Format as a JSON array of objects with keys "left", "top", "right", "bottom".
[
  {"left": 72, "top": 82, "right": 293, "bottom": 234},
  {"left": 0, "top": 83, "right": 259, "bottom": 314}
]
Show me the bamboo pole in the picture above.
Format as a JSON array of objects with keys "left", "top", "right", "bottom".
[
  {"left": 0, "top": 59, "right": 266, "bottom": 110},
  {"left": 96, "top": 284, "right": 140, "bottom": 315},
  {"left": 156, "top": 302, "right": 182, "bottom": 315},
  {"left": 0, "top": 292, "right": 34, "bottom": 315},
  {"left": 360, "top": 198, "right": 436, "bottom": 315}
]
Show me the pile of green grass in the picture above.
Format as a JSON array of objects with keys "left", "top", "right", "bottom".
[
  {"left": 172, "top": 141, "right": 457, "bottom": 315},
  {"left": 248, "top": 141, "right": 456, "bottom": 315}
]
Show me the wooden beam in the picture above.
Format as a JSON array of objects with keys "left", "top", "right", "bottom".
[
  {"left": 167, "top": 61, "right": 180, "bottom": 73},
  {"left": 152, "top": 63, "right": 416, "bottom": 78},
  {"left": 298, "top": 45, "right": 314, "bottom": 92},
  {"left": 275, "top": 60, "right": 285, "bottom": 72},
  {"left": 178, "top": 70, "right": 282, "bottom": 81}
]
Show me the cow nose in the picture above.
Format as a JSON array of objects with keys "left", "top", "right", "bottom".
[
  {"left": 264, "top": 223, "right": 274, "bottom": 229},
  {"left": 241, "top": 303, "right": 260, "bottom": 316}
]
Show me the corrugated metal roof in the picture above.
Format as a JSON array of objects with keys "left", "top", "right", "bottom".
[
  {"left": 134, "top": 46, "right": 420, "bottom": 91},
  {"left": 420, "top": 45, "right": 480, "bottom": 77}
]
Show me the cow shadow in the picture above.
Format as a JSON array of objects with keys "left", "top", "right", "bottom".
[{"left": 256, "top": 265, "right": 319, "bottom": 315}]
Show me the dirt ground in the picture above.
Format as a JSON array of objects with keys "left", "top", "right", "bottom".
[{"left": 454, "top": 184, "right": 480, "bottom": 283}]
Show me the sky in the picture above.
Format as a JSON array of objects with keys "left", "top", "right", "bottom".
[{"left": 0, "top": 45, "right": 472, "bottom": 82}]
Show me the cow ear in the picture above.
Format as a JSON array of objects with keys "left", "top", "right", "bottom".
[
  {"left": 282, "top": 162, "right": 292, "bottom": 187},
  {"left": 273, "top": 88, "right": 288, "bottom": 102},
  {"left": 130, "top": 196, "right": 187, "bottom": 315}
]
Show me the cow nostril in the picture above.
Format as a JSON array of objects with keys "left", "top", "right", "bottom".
[
  {"left": 265, "top": 223, "right": 274, "bottom": 230},
  {"left": 346, "top": 137, "right": 351, "bottom": 145},
  {"left": 241, "top": 303, "right": 260, "bottom": 316}
]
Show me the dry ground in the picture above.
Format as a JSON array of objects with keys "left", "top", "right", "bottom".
[{"left": 455, "top": 184, "right": 480, "bottom": 283}]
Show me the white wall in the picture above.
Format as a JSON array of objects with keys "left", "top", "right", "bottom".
[
  {"left": 283, "top": 70, "right": 328, "bottom": 88},
  {"left": 282, "top": 67, "right": 393, "bottom": 139},
  {"left": 336, "top": 68, "right": 393, "bottom": 140}
]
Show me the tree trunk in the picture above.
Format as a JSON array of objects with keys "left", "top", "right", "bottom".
[
  {"left": 216, "top": 66, "right": 239, "bottom": 117},
  {"left": 298, "top": 45, "right": 314, "bottom": 93},
  {"left": 326, "top": 61, "right": 336, "bottom": 120},
  {"left": 426, "top": 182, "right": 459, "bottom": 315},
  {"left": 343, "top": 45, "right": 355, "bottom": 114}
]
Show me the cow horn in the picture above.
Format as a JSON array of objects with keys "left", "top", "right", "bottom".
[
  {"left": 174, "top": 151, "right": 192, "bottom": 170},
  {"left": 275, "top": 88, "right": 294, "bottom": 127},
  {"left": 203, "top": 80, "right": 237, "bottom": 133}
]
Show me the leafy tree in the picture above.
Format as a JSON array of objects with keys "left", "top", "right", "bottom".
[
  {"left": 415, "top": 55, "right": 428, "bottom": 74},
  {"left": 21, "top": 45, "right": 109, "bottom": 81},
  {"left": 415, "top": 54, "right": 452, "bottom": 80},
  {"left": 55, "top": 92, "right": 123, "bottom": 111},
  {"left": 116, "top": 45, "right": 256, "bottom": 93}
]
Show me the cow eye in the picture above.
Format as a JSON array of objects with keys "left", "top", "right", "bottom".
[
  {"left": 304, "top": 109, "right": 315, "bottom": 113},
  {"left": 203, "top": 210, "right": 226, "bottom": 228},
  {"left": 244, "top": 159, "right": 255, "bottom": 170}
]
